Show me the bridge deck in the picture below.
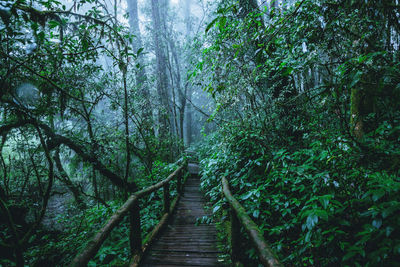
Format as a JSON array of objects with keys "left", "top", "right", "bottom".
[{"left": 140, "top": 164, "right": 223, "bottom": 267}]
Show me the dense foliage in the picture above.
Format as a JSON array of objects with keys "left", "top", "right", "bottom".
[
  {"left": 0, "top": 0, "right": 192, "bottom": 265},
  {"left": 1, "top": 0, "right": 400, "bottom": 266},
  {"left": 196, "top": 0, "right": 400, "bottom": 266}
]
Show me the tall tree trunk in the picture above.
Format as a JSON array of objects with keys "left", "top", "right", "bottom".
[
  {"left": 123, "top": 69, "right": 131, "bottom": 199},
  {"left": 126, "top": 0, "right": 153, "bottom": 126},
  {"left": 183, "top": 0, "right": 192, "bottom": 146},
  {"left": 168, "top": 38, "right": 184, "bottom": 140},
  {"left": 151, "top": 0, "right": 171, "bottom": 140}
]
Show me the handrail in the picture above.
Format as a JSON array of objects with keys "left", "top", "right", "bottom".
[
  {"left": 222, "top": 176, "right": 283, "bottom": 267},
  {"left": 71, "top": 162, "right": 187, "bottom": 267}
]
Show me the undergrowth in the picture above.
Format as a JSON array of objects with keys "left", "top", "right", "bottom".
[{"left": 198, "top": 130, "right": 400, "bottom": 266}]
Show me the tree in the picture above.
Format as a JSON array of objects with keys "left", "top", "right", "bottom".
[
  {"left": 151, "top": 0, "right": 172, "bottom": 140},
  {"left": 127, "top": 0, "right": 153, "bottom": 126}
]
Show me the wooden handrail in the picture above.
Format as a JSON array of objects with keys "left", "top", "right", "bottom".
[
  {"left": 71, "top": 162, "right": 187, "bottom": 267},
  {"left": 222, "top": 176, "right": 283, "bottom": 267}
]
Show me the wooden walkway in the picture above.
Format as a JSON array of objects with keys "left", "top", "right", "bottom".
[{"left": 140, "top": 164, "right": 223, "bottom": 267}]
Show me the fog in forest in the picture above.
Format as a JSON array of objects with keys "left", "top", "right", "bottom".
[{"left": 1, "top": 0, "right": 400, "bottom": 266}]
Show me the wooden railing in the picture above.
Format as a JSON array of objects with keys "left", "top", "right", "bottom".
[
  {"left": 222, "top": 177, "right": 283, "bottom": 267},
  {"left": 71, "top": 161, "right": 188, "bottom": 267}
]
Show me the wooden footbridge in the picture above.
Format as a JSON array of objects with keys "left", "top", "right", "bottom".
[
  {"left": 141, "top": 163, "right": 220, "bottom": 266},
  {"left": 71, "top": 159, "right": 282, "bottom": 267}
]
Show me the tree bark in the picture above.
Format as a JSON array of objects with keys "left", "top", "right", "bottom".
[
  {"left": 183, "top": 0, "right": 192, "bottom": 145},
  {"left": 126, "top": 0, "right": 153, "bottom": 124},
  {"left": 151, "top": 0, "right": 172, "bottom": 139},
  {"left": 123, "top": 69, "right": 131, "bottom": 199}
]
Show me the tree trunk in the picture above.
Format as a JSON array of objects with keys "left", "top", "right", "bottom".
[
  {"left": 151, "top": 0, "right": 172, "bottom": 140},
  {"left": 185, "top": 87, "right": 193, "bottom": 145},
  {"left": 183, "top": 0, "right": 192, "bottom": 146},
  {"left": 126, "top": 0, "right": 153, "bottom": 125},
  {"left": 123, "top": 69, "right": 131, "bottom": 199}
]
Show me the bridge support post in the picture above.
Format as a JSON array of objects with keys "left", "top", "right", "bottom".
[
  {"left": 177, "top": 169, "right": 182, "bottom": 195},
  {"left": 230, "top": 207, "right": 241, "bottom": 264},
  {"left": 163, "top": 183, "right": 170, "bottom": 213},
  {"left": 129, "top": 201, "right": 142, "bottom": 255}
]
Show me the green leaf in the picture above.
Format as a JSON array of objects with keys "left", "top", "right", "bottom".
[
  {"left": 343, "top": 251, "right": 357, "bottom": 261},
  {"left": 253, "top": 210, "right": 260, "bottom": 218},
  {"left": 372, "top": 189, "right": 385, "bottom": 201},
  {"left": 349, "top": 70, "right": 363, "bottom": 88},
  {"left": 82, "top": 38, "right": 88, "bottom": 50},
  {"left": 315, "top": 209, "right": 328, "bottom": 221},
  {"left": 48, "top": 20, "right": 60, "bottom": 29},
  {"left": 212, "top": 205, "right": 220, "bottom": 213},
  {"left": 305, "top": 231, "right": 312, "bottom": 242},
  {"left": 318, "top": 195, "right": 332, "bottom": 209},
  {"left": 372, "top": 219, "right": 382, "bottom": 229},
  {"left": 306, "top": 214, "right": 318, "bottom": 230},
  {"left": 283, "top": 66, "right": 294, "bottom": 76},
  {"left": 241, "top": 191, "right": 253, "bottom": 200},
  {"left": 219, "top": 16, "right": 227, "bottom": 31},
  {"left": 205, "top": 17, "right": 219, "bottom": 33},
  {"left": 37, "top": 31, "right": 45, "bottom": 43}
]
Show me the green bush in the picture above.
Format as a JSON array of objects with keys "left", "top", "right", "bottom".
[{"left": 198, "top": 130, "right": 400, "bottom": 266}]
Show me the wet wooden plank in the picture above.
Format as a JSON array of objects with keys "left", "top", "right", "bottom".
[
  {"left": 144, "top": 256, "right": 220, "bottom": 266},
  {"left": 140, "top": 170, "right": 224, "bottom": 266}
]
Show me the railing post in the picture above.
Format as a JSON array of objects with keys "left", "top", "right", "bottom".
[
  {"left": 182, "top": 161, "right": 188, "bottom": 196},
  {"left": 177, "top": 169, "right": 182, "bottom": 195},
  {"left": 230, "top": 206, "right": 241, "bottom": 264},
  {"left": 163, "top": 183, "right": 170, "bottom": 213},
  {"left": 129, "top": 201, "right": 142, "bottom": 255}
]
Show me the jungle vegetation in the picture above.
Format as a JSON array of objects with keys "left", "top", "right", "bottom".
[{"left": 1, "top": 0, "right": 399, "bottom": 266}]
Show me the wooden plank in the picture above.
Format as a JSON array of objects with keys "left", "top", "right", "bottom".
[
  {"left": 140, "top": 172, "right": 223, "bottom": 266},
  {"left": 145, "top": 256, "right": 220, "bottom": 266},
  {"left": 151, "top": 248, "right": 220, "bottom": 253},
  {"left": 149, "top": 251, "right": 220, "bottom": 257}
]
